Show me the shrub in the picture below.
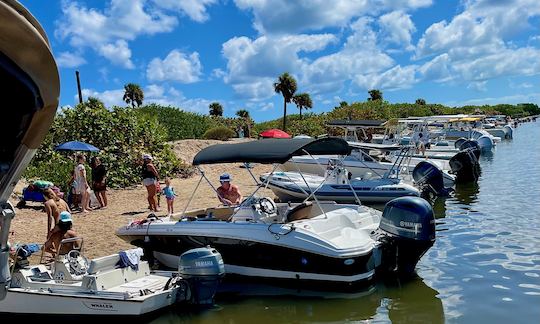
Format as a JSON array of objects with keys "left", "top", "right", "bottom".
[
  {"left": 203, "top": 126, "right": 236, "bottom": 141},
  {"left": 24, "top": 101, "right": 182, "bottom": 190}
]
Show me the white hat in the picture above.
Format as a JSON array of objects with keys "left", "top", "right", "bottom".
[{"left": 142, "top": 154, "right": 153, "bottom": 160}]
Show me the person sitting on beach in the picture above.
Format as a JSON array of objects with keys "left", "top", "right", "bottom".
[
  {"left": 44, "top": 211, "right": 80, "bottom": 257},
  {"left": 43, "top": 188, "right": 70, "bottom": 239},
  {"left": 216, "top": 173, "right": 242, "bottom": 206}
]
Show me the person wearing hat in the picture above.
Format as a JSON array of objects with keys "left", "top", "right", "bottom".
[
  {"left": 216, "top": 173, "right": 243, "bottom": 206},
  {"left": 44, "top": 211, "right": 80, "bottom": 257},
  {"left": 141, "top": 154, "right": 160, "bottom": 212}
]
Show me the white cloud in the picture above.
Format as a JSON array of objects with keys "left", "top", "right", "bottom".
[
  {"left": 302, "top": 18, "right": 395, "bottom": 93},
  {"left": 447, "top": 92, "right": 540, "bottom": 107},
  {"left": 221, "top": 33, "right": 337, "bottom": 99},
  {"left": 233, "top": 0, "right": 431, "bottom": 34},
  {"left": 98, "top": 40, "right": 135, "bottom": 69},
  {"left": 378, "top": 11, "right": 416, "bottom": 50},
  {"left": 147, "top": 50, "right": 203, "bottom": 83},
  {"left": 56, "top": 0, "right": 178, "bottom": 67},
  {"left": 152, "top": 0, "right": 217, "bottom": 22},
  {"left": 355, "top": 64, "right": 418, "bottom": 91},
  {"left": 56, "top": 51, "right": 87, "bottom": 68},
  {"left": 413, "top": 0, "right": 540, "bottom": 88},
  {"left": 467, "top": 81, "right": 487, "bottom": 92}
]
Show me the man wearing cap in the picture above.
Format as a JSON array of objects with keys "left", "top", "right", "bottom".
[
  {"left": 44, "top": 211, "right": 80, "bottom": 257},
  {"left": 216, "top": 173, "right": 243, "bottom": 206}
]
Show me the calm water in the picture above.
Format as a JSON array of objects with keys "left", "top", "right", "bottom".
[{"left": 152, "top": 122, "right": 540, "bottom": 324}]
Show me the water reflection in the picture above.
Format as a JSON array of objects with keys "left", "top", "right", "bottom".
[
  {"left": 452, "top": 181, "right": 479, "bottom": 205},
  {"left": 152, "top": 277, "right": 444, "bottom": 324}
]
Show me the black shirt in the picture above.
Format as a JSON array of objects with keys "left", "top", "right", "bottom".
[{"left": 92, "top": 164, "right": 106, "bottom": 182}]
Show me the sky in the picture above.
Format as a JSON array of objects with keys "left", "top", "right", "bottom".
[{"left": 20, "top": 0, "right": 540, "bottom": 121}]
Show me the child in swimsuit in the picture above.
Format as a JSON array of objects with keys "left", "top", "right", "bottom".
[{"left": 163, "top": 177, "right": 178, "bottom": 216}]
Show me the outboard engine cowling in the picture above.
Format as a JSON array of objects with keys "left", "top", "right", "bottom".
[
  {"left": 476, "top": 135, "right": 494, "bottom": 151},
  {"left": 459, "top": 140, "right": 481, "bottom": 159},
  {"left": 503, "top": 125, "right": 513, "bottom": 139},
  {"left": 449, "top": 148, "right": 481, "bottom": 182},
  {"left": 412, "top": 161, "right": 453, "bottom": 197},
  {"left": 377, "top": 197, "right": 435, "bottom": 276},
  {"left": 179, "top": 247, "right": 224, "bottom": 305},
  {"left": 454, "top": 137, "right": 467, "bottom": 149}
]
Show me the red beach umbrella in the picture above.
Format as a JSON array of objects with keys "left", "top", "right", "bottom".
[{"left": 259, "top": 128, "right": 291, "bottom": 139}]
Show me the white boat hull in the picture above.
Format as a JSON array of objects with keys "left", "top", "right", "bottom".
[{"left": 0, "top": 284, "right": 178, "bottom": 316}]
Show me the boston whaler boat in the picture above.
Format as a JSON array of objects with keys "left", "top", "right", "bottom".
[
  {"left": 117, "top": 138, "right": 437, "bottom": 289},
  {"left": 0, "top": 1, "right": 223, "bottom": 316}
]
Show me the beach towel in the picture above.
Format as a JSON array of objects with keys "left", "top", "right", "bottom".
[{"left": 117, "top": 248, "right": 144, "bottom": 271}]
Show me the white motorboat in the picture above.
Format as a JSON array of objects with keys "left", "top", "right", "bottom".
[
  {"left": 0, "top": 1, "right": 223, "bottom": 316},
  {"left": 282, "top": 142, "right": 456, "bottom": 187},
  {"left": 117, "top": 138, "right": 437, "bottom": 289},
  {"left": 260, "top": 169, "right": 420, "bottom": 203},
  {"left": 2, "top": 241, "right": 224, "bottom": 316}
]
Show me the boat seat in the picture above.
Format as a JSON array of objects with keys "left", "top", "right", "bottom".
[
  {"left": 286, "top": 201, "right": 314, "bottom": 222},
  {"left": 82, "top": 261, "right": 151, "bottom": 291},
  {"left": 87, "top": 254, "right": 121, "bottom": 275}
]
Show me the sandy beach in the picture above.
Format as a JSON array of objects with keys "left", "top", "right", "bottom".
[{"left": 9, "top": 139, "right": 273, "bottom": 259}]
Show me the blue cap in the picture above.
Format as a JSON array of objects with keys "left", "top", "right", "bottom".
[
  {"left": 59, "top": 211, "right": 72, "bottom": 223},
  {"left": 219, "top": 173, "right": 231, "bottom": 182}
]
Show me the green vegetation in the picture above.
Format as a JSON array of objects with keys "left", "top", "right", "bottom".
[
  {"left": 25, "top": 99, "right": 185, "bottom": 191},
  {"left": 123, "top": 83, "right": 144, "bottom": 108},
  {"left": 138, "top": 104, "right": 220, "bottom": 141},
  {"left": 209, "top": 102, "right": 224, "bottom": 117},
  {"left": 203, "top": 126, "right": 236, "bottom": 140},
  {"left": 25, "top": 86, "right": 539, "bottom": 190},
  {"left": 274, "top": 72, "right": 298, "bottom": 131},
  {"left": 292, "top": 93, "right": 313, "bottom": 118}
]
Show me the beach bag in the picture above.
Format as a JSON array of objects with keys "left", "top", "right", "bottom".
[{"left": 88, "top": 188, "right": 99, "bottom": 208}]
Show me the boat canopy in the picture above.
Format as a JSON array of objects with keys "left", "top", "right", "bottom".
[
  {"left": 348, "top": 142, "right": 402, "bottom": 151},
  {"left": 193, "top": 138, "right": 351, "bottom": 165},
  {"left": 326, "top": 119, "right": 387, "bottom": 128}
]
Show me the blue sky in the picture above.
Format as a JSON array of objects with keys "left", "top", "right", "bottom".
[{"left": 21, "top": 0, "right": 540, "bottom": 121}]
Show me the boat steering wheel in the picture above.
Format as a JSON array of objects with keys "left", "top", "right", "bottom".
[
  {"left": 258, "top": 197, "right": 277, "bottom": 215},
  {"left": 67, "top": 250, "right": 89, "bottom": 276}
]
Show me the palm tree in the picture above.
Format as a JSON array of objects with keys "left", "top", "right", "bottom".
[
  {"left": 292, "top": 93, "right": 313, "bottom": 118},
  {"left": 122, "top": 83, "right": 144, "bottom": 108},
  {"left": 209, "top": 102, "right": 223, "bottom": 117},
  {"left": 274, "top": 72, "right": 297, "bottom": 131},
  {"left": 415, "top": 98, "right": 426, "bottom": 105},
  {"left": 368, "top": 89, "right": 383, "bottom": 101},
  {"left": 236, "top": 109, "right": 251, "bottom": 137}
]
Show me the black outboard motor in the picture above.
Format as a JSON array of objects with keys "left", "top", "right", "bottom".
[
  {"left": 449, "top": 148, "right": 481, "bottom": 182},
  {"left": 178, "top": 247, "right": 225, "bottom": 305},
  {"left": 454, "top": 137, "right": 467, "bottom": 149},
  {"left": 376, "top": 197, "right": 435, "bottom": 276},
  {"left": 412, "top": 161, "right": 453, "bottom": 197},
  {"left": 459, "top": 140, "right": 481, "bottom": 159}
]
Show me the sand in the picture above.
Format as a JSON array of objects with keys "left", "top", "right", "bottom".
[{"left": 9, "top": 139, "right": 273, "bottom": 259}]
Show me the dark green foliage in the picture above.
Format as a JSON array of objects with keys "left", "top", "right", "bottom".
[
  {"left": 368, "top": 89, "right": 383, "bottom": 101},
  {"left": 274, "top": 72, "right": 298, "bottom": 131},
  {"left": 123, "top": 83, "right": 144, "bottom": 108},
  {"left": 24, "top": 100, "right": 184, "bottom": 191},
  {"left": 138, "top": 104, "right": 220, "bottom": 140},
  {"left": 416, "top": 98, "right": 426, "bottom": 105},
  {"left": 203, "top": 126, "right": 236, "bottom": 141},
  {"left": 254, "top": 101, "right": 539, "bottom": 138},
  {"left": 209, "top": 102, "right": 224, "bottom": 116},
  {"left": 292, "top": 93, "right": 313, "bottom": 118}
]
